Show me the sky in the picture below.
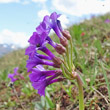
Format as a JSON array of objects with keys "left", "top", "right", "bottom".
[{"left": 0, "top": 0, "right": 110, "bottom": 48}]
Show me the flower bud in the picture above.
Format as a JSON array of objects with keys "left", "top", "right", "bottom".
[
  {"left": 55, "top": 44, "right": 66, "bottom": 54},
  {"left": 60, "top": 37, "right": 68, "bottom": 47},
  {"left": 72, "top": 71, "right": 77, "bottom": 79},
  {"left": 62, "top": 30, "right": 71, "bottom": 40},
  {"left": 57, "top": 77, "right": 65, "bottom": 81},
  {"left": 52, "top": 56, "right": 62, "bottom": 66},
  {"left": 55, "top": 69, "right": 62, "bottom": 74},
  {"left": 53, "top": 64, "right": 60, "bottom": 68}
]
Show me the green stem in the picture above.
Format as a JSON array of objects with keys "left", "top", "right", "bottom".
[
  {"left": 62, "top": 54, "right": 69, "bottom": 71},
  {"left": 61, "top": 64, "right": 71, "bottom": 79},
  {"left": 76, "top": 74, "right": 84, "bottom": 110},
  {"left": 70, "top": 38, "right": 73, "bottom": 67},
  {"left": 66, "top": 46, "right": 71, "bottom": 71},
  {"left": 13, "top": 86, "right": 26, "bottom": 110}
]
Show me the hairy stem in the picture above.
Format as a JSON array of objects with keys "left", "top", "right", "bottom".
[
  {"left": 76, "top": 74, "right": 84, "bottom": 110},
  {"left": 13, "top": 86, "right": 26, "bottom": 110},
  {"left": 70, "top": 38, "right": 73, "bottom": 68},
  {"left": 72, "top": 71, "right": 84, "bottom": 110},
  {"left": 66, "top": 46, "right": 71, "bottom": 71}
]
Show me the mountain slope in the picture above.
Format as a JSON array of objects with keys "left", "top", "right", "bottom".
[{"left": 0, "top": 13, "right": 110, "bottom": 110}]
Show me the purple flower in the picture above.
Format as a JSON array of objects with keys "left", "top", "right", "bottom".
[
  {"left": 44, "top": 12, "right": 63, "bottom": 38},
  {"left": 42, "top": 12, "right": 68, "bottom": 47},
  {"left": 46, "top": 36, "right": 57, "bottom": 48},
  {"left": 29, "top": 68, "right": 55, "bottom": 82},
  {"left": 39, "top": 46, "right": 55, "bottom": 58},
  {"left": 26, "top": 32, "right": 55, "bottom": 59},
  {"left": 25, "top": 12, "right": 63, "bottom": 59},
  {"left": 50, "top": 12, "right": 62, "bottom": 37},
  {"left": 26, "top": 56, "right": 56, "bottom": 72},
  {"left": 35, "top": 53, "right": 52, "bottom": 60},
  {"left": 25, "top": 47, "right": 52, "bottom": 60},
  {"left": 105, "top": 19, "right": 110, "bottom": 23},
  {"left": 36, "top": 16, "right": 51, "bottom": 34},
  {"left": 57, "top": 20, "right": 63, "bottom": 32},
  {"left": 25, "top": 45, "right": 36, "bottom": 57},
  {"left": 25, "top": 31, "right": 48, "bottom": 58},
  {"left": 25, "top": 12, "right": 64, "bottom": 96},
  {"left": 29, "top": 64, "right": 62, "bottom": 96},
  {"left": 32, "top": 73, "right": 62, "bottom": 96},
  {"left": 8, "top": 67, "right": 19, "bottom": 82},
  {"left": 25, "top": 45, "right": 53, "bottom": 60},
  {"left": 28, "top": 31, "right": 47, "bottom": 48}
]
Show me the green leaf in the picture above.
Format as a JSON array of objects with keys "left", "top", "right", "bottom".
[{"left": 94, "top": 40, "right": 103, "bottom": 54}]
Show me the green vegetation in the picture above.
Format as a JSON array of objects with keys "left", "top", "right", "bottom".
[{"left": 0, "top": 13, "right": 110, "bottom": 110}]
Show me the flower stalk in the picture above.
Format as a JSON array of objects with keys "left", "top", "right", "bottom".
[
  {"left": 66, "top": 45, "right": 71, "bottom": 70},
  {"left": 13, "top": 86, "right": 26, "bottom": 110},
  {"left": 70, "top": 38, "right": 73, "bottom": 67},
  {"left": 8, "top": 82, "right": 26, "bottom": 110},
  {"left": 72, "top": 72, "right": 84, "bottom": 110}
]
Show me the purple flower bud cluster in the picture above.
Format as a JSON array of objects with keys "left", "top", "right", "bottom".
[
  {"left": 25, "top": 12, "right": 70, "bottom": 96},
  {"left": 8, "top": 67, "right": 24, "bottom": 82},
  {"left": 105, "top": 19, "right": 110, "bottom": 23}
]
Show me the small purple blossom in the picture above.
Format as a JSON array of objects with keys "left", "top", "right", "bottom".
[
  {"left": 28, "top": 32, "right": 47, "bottom": 48},
  {"left": 29, "top": 64, "right": 62, "bottom": 96},
  {"left": 29, "top": 67, "right": 55, "bottom": 82},
  {"left": 25, "top": 31, "right": 55, "bottom": 59},
  {"left": 105, "top": 19, "right": 110, "bottom": 23},
  {"left": 25, "top": 45, "right": 36, "bottom": 57},
  {"left": 31, "top": 72, "right": 62, "bottom": 96},
  {"left": 44, "top": 12, "right": 63, "bottom": 38},
  {"left": 35, "top": 53, "right": 52, "bottom": 60},
  {"left": 50, "top": 12, "right": 62, "bottom": 38},
  {"left": 8, "top": 67, "right": 24, "bottom": 82},
  {"left": 36, "top": 17, "right": 51, "bottom": 34},
  {"left": 46, "top": 36, "right": 57, "bottom": 48},
  {"left": 39, "top": 46, "right": 55, "bottom": 58},
  {"left": 26, "top": 55, "right": 56, "bottom": 72},
  {"left": 25, "top": 31, "right": 48, "bottom": 58}
]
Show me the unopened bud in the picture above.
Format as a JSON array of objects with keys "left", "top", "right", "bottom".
[
  {"left": 55, "top": 69, "right": 62, "bottom": 74},
  {"left": 55, "top": 44, "right": 66, "bottom": 54},
  {"left": 60, "top": 37, "right": 68, "bottom": 47},
  {"left": 52, "top": 56, "right": 62, "bottom": 67},
  {"left": 53, "top": 64, "right": 60, "bottom": 68},
  {"left": 62, "top": 30, "right": 71, "bottom": 40},
  {"left": 57, "top": 77, "right": 65, "bottom": 81},
  {"left": 72, "top": 71, "right": 77, "bottom": 79}
]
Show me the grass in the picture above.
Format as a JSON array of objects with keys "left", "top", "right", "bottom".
[{"left": 0, "top": 13, "right": 110, "bottom": 110}]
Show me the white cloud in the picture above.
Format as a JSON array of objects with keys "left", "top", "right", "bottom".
[
  {"left": 22, "top": 0, "right": 30, "bottom": 5},
  {"left": 0, "top": 0, "right": 19, "bottom": 3},
  {"left": 52, "top": 0, "right": 110, "bottom": 16},
  {"left": 0, "top": 29, "right": 29, "bottom": 48},
  {"left": 37, "top": 9, "right": 50, "bottom": 20},
  {"left": 32, "top": 0, "right": 47, "bottom": 3},
  {"left": 58, "top": 14, "right": 69, "bottom": 28}
]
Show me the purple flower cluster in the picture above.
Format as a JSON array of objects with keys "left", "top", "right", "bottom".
[
  {"left": 8, "top": 67, "right": 24, "bottom": 82},
  {"left": 105, "top": 19, "right": 110, "bottom": 23},
  {"left": 25, "top": 12, "right": 70, "bottom": 96}
]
